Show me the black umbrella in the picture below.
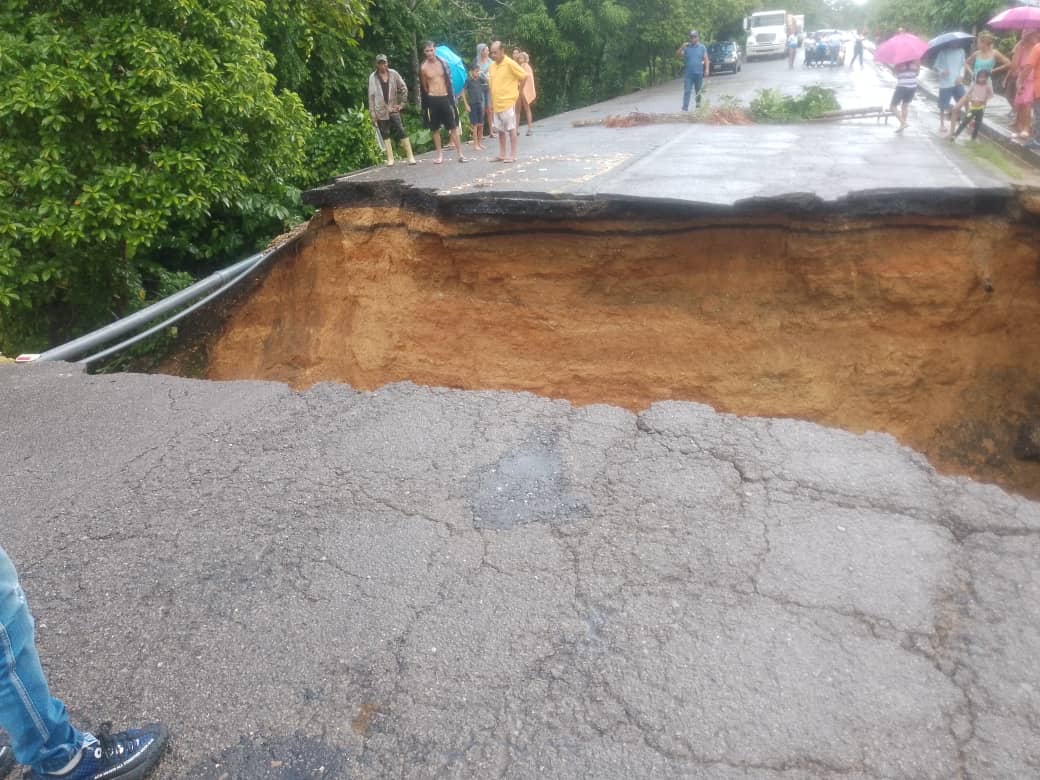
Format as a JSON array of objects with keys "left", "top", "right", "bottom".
[{"left": 925, "top": 31, "right": 974, "bottom": 55}]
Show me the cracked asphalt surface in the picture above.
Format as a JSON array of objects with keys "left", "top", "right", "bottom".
[{"left": 3, "top": 363, "right": 1039, "bottom": 778}]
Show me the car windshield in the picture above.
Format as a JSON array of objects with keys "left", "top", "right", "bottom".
[
  {"left": 751, "top": 12, "right": 786, "bottom": 28},
  {"left": 709, "top": 42, "right": 735, "bottom": 53}
]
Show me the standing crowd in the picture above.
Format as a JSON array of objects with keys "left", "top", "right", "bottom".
[
  {"left": 368, "top": 27, "right": 1040, "bottom": 167},
  {"left": 368, "top": 40, "right": 536, "bottom": 166},
  {"left": 892, "top": 28, "right": 1040, "bottom": 149},
  {"left": 939, "top": 31, "right": 1010, "bottom": 141}
]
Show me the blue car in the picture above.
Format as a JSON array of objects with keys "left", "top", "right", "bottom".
[{"left": 708, "top": 41, "right": 743, "bottom": 74}]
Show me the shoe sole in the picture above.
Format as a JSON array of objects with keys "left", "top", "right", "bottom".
[{"left": 111, "top": 725, "right": 171, "bottom": 780}]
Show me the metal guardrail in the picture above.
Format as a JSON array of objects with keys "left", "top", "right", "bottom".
[{"left": 17, "top": 249, "right": 273, "bottom": 365}]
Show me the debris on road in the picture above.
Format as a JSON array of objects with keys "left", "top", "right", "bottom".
[
  {"left": 573, "top": 108, "right": 753, "bottom": 127},
  {"left": 808, "top": 106, "right": 893, "bottom": 123}
]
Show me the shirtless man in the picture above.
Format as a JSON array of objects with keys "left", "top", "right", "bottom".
[{"left": 419, "top": 41, "right": 467, "bottom": 163}]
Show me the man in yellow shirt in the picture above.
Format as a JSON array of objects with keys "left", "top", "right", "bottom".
[{"left": 488, "top": 40, "right": 527, "bottom": 162}]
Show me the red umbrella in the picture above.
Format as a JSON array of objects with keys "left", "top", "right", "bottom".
[
  {"left": 988, "top": 6, "right": 1040, "bottom": 29},
  {"left": 874, "top": 32, "right": 929, "bottom": 64}
]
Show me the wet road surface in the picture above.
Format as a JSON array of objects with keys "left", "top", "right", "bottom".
[
  {"left": 4, "top": 48, "right": 1039, "bottom": 780},
  {"left": 324, "top": 51, "right": 1005, "bottom": 205},
  {"left": 3, "top": 363, "right": 1040, "bottom": 778}
]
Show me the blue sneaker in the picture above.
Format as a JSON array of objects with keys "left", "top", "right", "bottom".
[
  {"left": 27, "top": 723, "right": 168, "bottom": 780},
  {"left": 0, "top": 736, "right": 14, "bottom": 780}
]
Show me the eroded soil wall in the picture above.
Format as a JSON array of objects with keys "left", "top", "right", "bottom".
[{"left": 192, "top": 205, "right": 1040, "bottom": 496}]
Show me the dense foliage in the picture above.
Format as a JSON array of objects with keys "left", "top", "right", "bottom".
[
  {"left": 0, "top": 0, "right": 1002, "bottom": 354},
  {"left": 750, "top": 85, "right": 841, "bottom": 122},
  {"left": 0, "top": 0, "right": 314, "bottom": 352},
  {"left": 869, "top": 0, "right": 1003, "bottom": 38}
]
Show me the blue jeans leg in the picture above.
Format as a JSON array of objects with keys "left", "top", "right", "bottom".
[
  {"left": 0, "top": 546, "right": 84, "bottom": 774},
  {"left": 682, "top": 74, "right": 704, "bottom": 110}
]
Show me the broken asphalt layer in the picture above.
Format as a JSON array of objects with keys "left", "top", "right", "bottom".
[{"left": 3, "top": 363, "right": 1039, "bottom": 778}]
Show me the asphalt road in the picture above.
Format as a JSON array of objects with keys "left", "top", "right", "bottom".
[
  {"left": 324, "top": 50, "right": 1006, "bottom": 206},
  {"left": 3, "top": 363, "right": 1040, "bottom": 778},
  {"left": 4, "top": 49, "right": 1039, "bottom": 780}
]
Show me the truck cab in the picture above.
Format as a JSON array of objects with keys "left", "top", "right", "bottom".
[{"left": 744, "top": 10, "right": 790, "bottom": 60}]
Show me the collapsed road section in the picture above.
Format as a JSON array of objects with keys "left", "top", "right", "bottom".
[{"left": 156, "top": 183, "right": 1040, "bottom": 497}]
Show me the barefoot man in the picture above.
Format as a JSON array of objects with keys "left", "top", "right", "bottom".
[
  {"left": 420, "top": 41, "right": 467, "bottom": 163},
  {"left": 488, "top": 40, "right": 527, "bottom": 163}
]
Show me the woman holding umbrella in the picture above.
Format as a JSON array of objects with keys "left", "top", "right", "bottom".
[
  {"left": 1005, "top": 32, "right": 1022, "bottom": 114},
  {"left": 875, "top": 32, "right": 930, "bottom": 132},
  {"left": 1012, "top": 31, "right": 1039, "bottom": 138},
  {"left": 1027, "top": 33, "right": 1040, "bottom": 148},
  {"left": 987, "top": 4, "right": 1040, "bottom": 144},
  {"left": 890, "top": 60, "right": 921, "bottom": 132}
]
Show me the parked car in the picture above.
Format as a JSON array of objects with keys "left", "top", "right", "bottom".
[{"left": 708, "top": 41, "right": 743, "bottom": 74}]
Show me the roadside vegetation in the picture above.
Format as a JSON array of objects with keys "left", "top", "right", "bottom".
[
  {"left": 749, "top": 86, "right": 841, "bottom": 121},
  {"left": 0, "top": 0, "right": 1015, "bottom": 354},
  {"left": 959, "top": 139, "right": 1030, "bottom": 181}
]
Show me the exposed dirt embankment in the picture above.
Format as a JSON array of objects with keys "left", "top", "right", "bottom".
[{"left": 180, "top": 200, "right": 1040, "bottom": 496}]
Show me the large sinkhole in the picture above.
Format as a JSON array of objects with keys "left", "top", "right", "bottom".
[{"left": 159, "top": 191, "right": 1040, "bottom": 498}]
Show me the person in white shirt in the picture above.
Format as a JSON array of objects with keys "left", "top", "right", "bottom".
[{"left": 934, "top": 44, "right": 968, "bottom": 135}]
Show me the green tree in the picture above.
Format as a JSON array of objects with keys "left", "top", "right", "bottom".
[
  {"left": 493, "top": 0, "right": 567, "bottom": 109},
  {"left": 0, "top": 0, "right": 312, "bottom": 353},
  {"left": 555, "top": 0, "right": 632, "bottom": 105},
  {"left": 259, "top": 0, "right": 371, "bottom": 118},
  {"left": 869, "top": 0, "right": 1002, "bottom": 35}
]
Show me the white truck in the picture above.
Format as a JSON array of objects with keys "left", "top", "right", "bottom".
[{"left": 745, "top": 10, "right": 804, "bottom": 60}]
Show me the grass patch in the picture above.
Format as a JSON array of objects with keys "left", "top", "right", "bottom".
[{"left": 959, "top": 139, "right": 1025, "bottom": 181}]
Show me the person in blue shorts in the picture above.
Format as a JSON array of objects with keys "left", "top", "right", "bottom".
[
  {"left": 934, "top": 43, "right": 967, "bottom": 135},
  {"left": 0, "top": 545, "right": 168, "bottom": 779},
  {"left": 420, "top": 40, "right": 467, "bottom": 163},
  {"left": 889, "top": 59, "right": 920, "bottom": 132},
  {"left": 676, "top": 30, "right": 710, "bottom": 111},
  {"left": 462, "top": 62, "right": 486, "bottom": 150}
]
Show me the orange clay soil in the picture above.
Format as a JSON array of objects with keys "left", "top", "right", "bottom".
[{"left": 183, "top": 205, "right": 1040, "bottom": 497}]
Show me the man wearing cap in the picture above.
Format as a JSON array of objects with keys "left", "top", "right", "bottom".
[
  {"left": 676, "top": 30, "right": 709, "bottom": 111},
  {"left": 368, "top": 54, "right": 416, "bottom": 166}
]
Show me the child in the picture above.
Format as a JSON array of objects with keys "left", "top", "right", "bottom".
[
  {"left": 889, "top": 59, "right": 919, "bottom": 132},
  {"left": 462, "top": 62, "right": 486, "bottom": 150},
  {"left": 950, "top": 69, "right": 994, "bottom": 141}
]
